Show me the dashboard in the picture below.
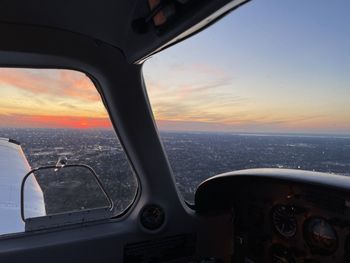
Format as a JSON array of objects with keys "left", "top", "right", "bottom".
[
  {"left": 233, "top": 181, "right": 350, "bottom": 262},
  {"left": 194, "top": 169, "right": 350, "bottom": 263}
]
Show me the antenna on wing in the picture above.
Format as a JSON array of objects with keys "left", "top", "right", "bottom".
[{"left": 54, "top": 156, "right": 68, "bottom": 171}]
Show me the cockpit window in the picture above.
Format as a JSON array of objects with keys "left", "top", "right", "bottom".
[
  {"left": 0, "top": 68, "right": 137, "bottom": 219},
  {"left": 143, "top": 0, "right": 350, "bottom": 202}
]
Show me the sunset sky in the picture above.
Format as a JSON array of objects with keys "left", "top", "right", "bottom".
[
  {"left": 144, "top": 0, "right": 350, "bottom": 134},
  {"left": 0, "top": 0, "right": 349, "bottom": 134},
  {"left": 0, "top": 69, "right": 110, "bottom": 129}
]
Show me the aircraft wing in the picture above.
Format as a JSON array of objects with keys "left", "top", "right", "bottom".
[{"left": 0, "top": 138, "right": 46, "bottom": 236}]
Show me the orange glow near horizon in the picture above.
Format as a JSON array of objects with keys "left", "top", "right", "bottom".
[
  {"left": 0, "top": 69, "right": 112, "bottom": 129},
  {"left": 26, "top": 115, "right": 112, "bottom": 129},
  {"left": 0, "top": 114, "right": 111, "bottom": 129},
  {"left": 0, "top": 66, "right": 349, "bottom": 134}
]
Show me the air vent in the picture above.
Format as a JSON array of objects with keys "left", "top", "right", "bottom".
[{"left": 139, "top": 204, "right": 165, "bottom": 230}]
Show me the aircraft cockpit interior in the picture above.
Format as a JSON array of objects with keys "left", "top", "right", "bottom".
[{"left": 0, "top": 0, "right": 349, "bottom": 262}]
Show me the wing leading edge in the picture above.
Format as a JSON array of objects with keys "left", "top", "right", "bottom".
[{"left": 0, "top": 138, "right": 45, "bottom": 236}]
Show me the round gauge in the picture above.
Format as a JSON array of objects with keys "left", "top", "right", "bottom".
[
  {"left": 303, "top": 217, "right": 337, "bottom": 255},
  {"left": 140, "top": 204, "right": 165, "bottom": 230},
  {"left": 272, "top": 205, "right": 297, "bottom": 238}
]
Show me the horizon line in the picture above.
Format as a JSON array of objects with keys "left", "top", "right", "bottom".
[{"left": 1, "top": 126, "right": 350, "bottom": 137}]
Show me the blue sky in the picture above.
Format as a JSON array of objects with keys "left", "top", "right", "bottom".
[{"left": 143, "top": 0, "right": 350, "bottom": 134}]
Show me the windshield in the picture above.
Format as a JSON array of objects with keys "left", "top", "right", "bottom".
[{"left": 143, "top": 0, "right": 350, "bottom": 202}]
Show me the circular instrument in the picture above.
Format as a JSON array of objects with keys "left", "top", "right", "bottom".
[
  {"left": 272, "top": 205, "right": 297, "bottom": 238},
  {"left": 303, "top": 217, "right": 337, "bottom": 255}
]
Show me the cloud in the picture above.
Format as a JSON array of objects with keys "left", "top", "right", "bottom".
[
  {"left": 147, "top": 76, "right": 248, "bottom": 123},
  {"left": 166, "top": 61, "right": 229, "bottom": 76},
  {"left": 145, "top": 71, "right": 346, "bottom": 134},
  {"left": 190, "top": 63, "right": 229, "bottom": 78},
  {"left": 156, "top": 115, "right": 350, "bottom": 134},
  {"left": 1, "top": 66, "right": 348, "bottom": 134},
  {"left": 59, "top": 102, "right": 77, "bottom": 109},
  {"left": 0, "top": 68, "right": 100, "bottom": 102},
  {"left": 256, "top": 115, "right": 325, "bottom": 126}
]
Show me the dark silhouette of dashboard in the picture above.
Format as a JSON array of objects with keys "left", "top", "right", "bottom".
[{"left": 195, "top": 169, "right": 350, "bottom": 263}]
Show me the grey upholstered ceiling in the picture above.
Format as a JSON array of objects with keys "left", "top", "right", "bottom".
[{"left": 0, "top": 0, "right": 248, "bottom": 62}]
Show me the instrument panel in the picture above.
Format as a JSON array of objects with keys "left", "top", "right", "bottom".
[{"left": 232, "top": 182, "right": 350, "bottom": 263}]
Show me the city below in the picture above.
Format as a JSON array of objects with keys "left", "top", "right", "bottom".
[{"left": 1, "top": 128, "right": 350, "bottom": 216}]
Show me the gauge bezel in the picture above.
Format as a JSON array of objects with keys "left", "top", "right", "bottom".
[
  {"left": 271, "top": 204, "right": 298, "bottom": 238},
  {"left": 303, "top": 216, "right": 338, "bottom": 255}
]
